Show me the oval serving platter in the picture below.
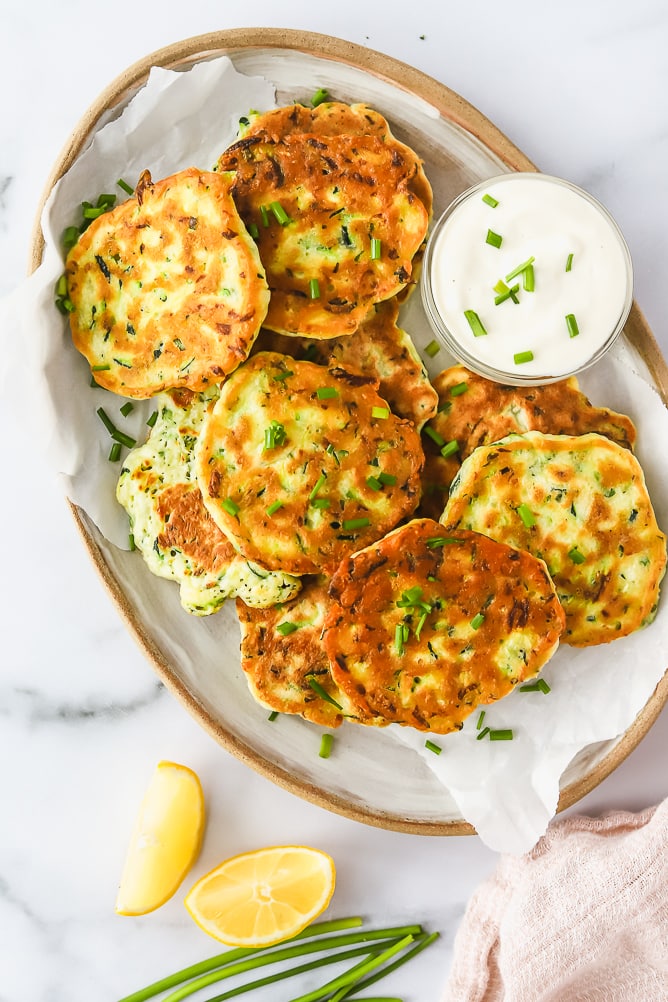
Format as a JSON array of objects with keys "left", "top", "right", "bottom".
[{"left": 31, "top": 28, "right": 668, "bottom": 835}]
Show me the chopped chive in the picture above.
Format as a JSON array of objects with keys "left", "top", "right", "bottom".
[
  {"left": 221, "top": 497, "right": 240, "bottom": 517},
  {"left": 307, "top": 676, "right": 343, "bottom": 710},
  {"left": 120, "top": 402, "right": 134, "bottom": 417},
  {"left": 494, "top": 279, "right": 509, "bottom": 295},
  {"left": 311, "top": 87, "right": 329, "bottom": 107},
  {"left": 482, "top": 193, "right": 499, "bottom": 207},
  {"left": 260, "top": 205, "right": 270, "bottom": 227},
  {"left": 464, "top": 309, "right": 487, "bottom": 337},
  {"left": 96, "top": 406, "right": 117, "bottom": 435},
  {"left": 514, "top": 350, "right": 534, "bottom": 364},
  {"left": 370, "top": 237, "right": 382, "bottom": 260},
  {"left": 523, "top": 263, "right": 535, "bottom": 292},
  {"left": 486, "top": 229, "right": 503, "bottom": 249},
  {"left": 309, "top": 278, "right": 320, "bottom": 299},
  {"left": 266, "top": 501, "right": 283, "bottom": 517},
  {"left": 505, "top": 256, "right": 535, "bottom": 283},
  {"left": 566, "top": 253, "right": 574, "bottom": 272},
  {"left": 450, "top": 382, "right": 468, "bottom": 397},
  {"left": 566, "top": 313, "right": 580, "bottom": 338},
  {"left": 273, "top": 369, "right": 294, "bottom": 381},
  {"left": 111, "top": 429, "right": 137, "bottom": 449},
  {"left": 317, "top": 387, "right": 339, "bottom": 399},
  {"left": 395, "top": 622, "right": 407, "bottom": 655},
  {"left": 440, "top": 439, "right": 459, "bottom": 459},
  {"left": 319, "top": 733, "right": 334, "bottom": 758},
  {"left": 342, "top": 518, "right": 371, "bottom": 531},
  {"left": 108, "top": 442, "right": 122, "bottom": 462},
  {"left": 425, "top": 739, "right": 442, "bottom": 755},
  {"left": 470, "top": 612, "right": 485, "bottom": 630},
  {"left": 476, "top": 726, "right": 490, "bottom": 741},
  {"left": 517, "top": 503, "right": 536, "bottom": 528},
  {"left": 128, "top": 533, "right": 136, "bottom": 551},
  {"left": 92, "top": 363, "right": 111, "bottom": 372},
  {"left": 520, "top": 678, "right": 551, "bottom": 694},
  {"left": 377, "top": 472, "right": 397, "bottom": 486},
  {"left": 62, "top": 225, "right": 80, "bottom": 249},
  {"left": 117, "top": 178, "right": 134, "bottom": 196},
  {"left": 55, "top": 274, "right": 68, "bottom": 297},
  {"left": 568, "top": 546, "right": 586, "bottom": 564},
  {"left": 414, "top": 610, "right": 429, "bottom": 640},
  {"left": 424, "top": 425, "right": 446, "bottom": 447},
  {"left": 248, "top": 222, "right": 260, "bottom": 239},
  {"left": 270, "top": 201, "right": 290, "bottom": 225},
  {"left": 264, "top": 420, "right": 287, "bottom": 450},
  {"left": 276, "top": 621, "right": 299, "bottom": 636},
  {"left": 426, "top": 536, "right": 459, "bottom": 548},
  {"left": 371, "top": 406, "right": 389, "bottom": 419},
  {"left": 476, "top": 710, "right": 486, "bottom": 730},
  {"left": 490, "top": 729, "right": 514, "bottom": 741},
  {"left": 309, "top": 474, "right": 327, "bottom": 501},
  {"left": 268, "top": 710, "right": 279, "bottom": 721},
  {"left": 146, "top": 410, "right": 158, "bottom": 428},
  {"left": 494, "top": 282, "right": 520, "bottom": 305},
  {"left": 424, "top": 339, "right": 441, "bottom": 358},
  {"left": 366, "top": 476, "right": 383, "bottom": 491},
  {"left": 311, "top": 498, "right": 331, "bottom": 509}
]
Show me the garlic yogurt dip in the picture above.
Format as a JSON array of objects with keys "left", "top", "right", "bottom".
[{"left": 421, "top": 173, "right": 633, "bottom": 385}]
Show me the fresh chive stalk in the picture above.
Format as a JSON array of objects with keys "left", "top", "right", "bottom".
[
  {"left": 120, "top": 402, "right": 134, "bottom": 417},
  {"left": 426, "top": 536, "right": 458, "bottom": 548},
  {"left": 440, "top": 440, "right": 458, "bottom": 459},
  {"left": 266, "top": 501, "right": 283, "bottom": 517},
  {"left": 482, "top": 193, "right": 499, "bottom": 207},
  {"left": 276, "top": 621, "right": 300, "bottom": 636},
  {"left": 513, "top": 350, "right": 534, "bottom": 365},
  {"left": 287, "top": 934, "right": 417, "bottom": 1002},
  {"left": 520, "top": 678, "right": 551, "bottom": 694},
  {"left": 470, "top": 613, "right": 485, "bottom": 630},
  {"left": 146, "top": 410, "right": 158, "bottom": 428},
  {"left": 371, "top": 406, "right": 389, "bottom": 420},
  {"left": 109, "top": 442, "right": 122, "bottom": 462},
  {"left": 494, "top": 283, "right": 520, "bottom": 306},
  {"left": 566, "top": 253, "right": 574, "bottom": 272},
  {"left": 450, "top": 382, "right": 468, "bottom": 397},
  {"left": 476, "top": 710, "right": 486, "bottom": 730},
  {"left": 260, "top": 205, "right": 270, "bottom": 227},
  {"left": 342, "top": 518, "right": 371, "bottom": 531},
  {"left": 309, "top": 474, "right": 327, "bottom": 501},
  {"left": 309, "top": 278, "right": 321, "bottom": 299},
  {"left": 477, "top": 726, "right": 490, "bottom": 741},
  {"left": 424, "top": 740, "right": 442, "bottom": 755},
  {"left": 311, "top": 87, "right": 329, "bottom": 107},
  {"left": 516, "top": 503, "right": 536, "bottom": 528},
  {"left": 565, "top": 313, "right": 580, "bottom": 338},
  {"left": 366, "top": 476, "right": 383, "bottom": 491},
  {"left": 568, "top": 546, "right": 585, "bottom": 564},
  {"left": 268, "top": 710, "right": 279, "bottom": 721},
  {"left": 424, "top": 340, "right": 441, "bottom": 358},
  {"left": 248, "top": 222, "right": 260, "bottom": 239},
  {"left": 307, "top": 676, "right": 343, "bottom": 710},
  {"left": 486, "top": 229, "right": 503, "bottom": 249},
  {"left": 270, "top": 201, "right": 290, "bottom": 225},
  {"left": 463, "top": 309, "right": 487, "bottom": 337},
  {"left": 377, "top": 473, "right": 397, "bottom": 486},
  {"left": 117, "top": 178, "right": 134, "bottom": 196},
  {"left": 330, "top": 932, "right": 440, "bottom": 1001},
  {"left": 423, "top": 426, "right": 446, "bottom": 447},
  {"left": 505, "top": 257, "right": 535, "bottom": 283},
  {"left": 317, "top": 387, "right": 338, "bottom": 400},
  {"left": 128, "top": 533, "right": 136, "bottom": 551},
  {"left": 489, "top": 729, "right": 514, "bottom": 741},
  {"left": 370, "top": 237, "right": 382, "bottom": 260},
  {"left": 319, "top": 734, "right": 334, "bottom": 759},
  {"left": 221, "top": 498, "right": 240, "bottom": 517}
]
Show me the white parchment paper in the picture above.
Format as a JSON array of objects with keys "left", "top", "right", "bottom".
[{"left": 1, "top": 55, "right": 667, "bottom": 854}]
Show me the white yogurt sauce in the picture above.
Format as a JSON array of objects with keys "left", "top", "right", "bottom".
[{"left": 426, "top": 173, "right": 632, "bottom": 381}]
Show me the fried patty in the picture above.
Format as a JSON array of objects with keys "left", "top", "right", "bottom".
[
  {"left": 116, "top": 386, "right": 301, "bottom": 614},
  {"left": 252, "top": 299, "right": 438, "bottom": 429},
  {"left": 322, "top": 518, "right": 565, "bottom": 734},
  {"left": 442, "top": 431, "right": 667, "bottom": 646},
  {"left": 233, "top": 101, "right": 432, "bottom": 218},
  {"left": 215, "top": 134, "right": 429, "bottom": 338},
  {"left": 419, "top": 366, "right": 638, "bottom": 520},
  {"left": 196, "top": 351, "right": 424, "bottom": 575},
  {"left": 66, "top": 168, "right": 269, "bottom": 397},
  {"left": 237, "top": 576, "right": 376, "bottom": 728}
]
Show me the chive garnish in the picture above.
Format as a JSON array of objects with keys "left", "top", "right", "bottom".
[
  {"left": 370, "top": 237, "right": 382, "bottom": 260},
  {"left": 273, "top": 369, "right": 294, "bottom": 381},
  {"left": 311, "top": 87, "right": 329, "bottom": 107},
  {"left": 366, "top": 476, "right": 383, "bottom": 491},
  {"left": 96, "top": 406, "right": 116, "bottom": 435},
  {"left": 309, "top": 474, "right": 327, "bottom": 501},
  {"left": 146, "top": 410, "right": 158, "bottom": 428},
  {"left": 486, "top": 229, "right": 503, "bottom": 249},
  {"left": 425, "top": 340, "right": 441, "bottom": 358},
  {"left": 470, "top": 612, "right": 485, "bottom": 630},
  {"left": 377, "top": 472, "right": 397, "bottom": 486},
  {"left": 276, "top": 621, "right": 299, "bottom": 636},
  {"left": 523, "top": 263, "right": 535, "bottom": 292},
  {"left": 566, "top": 313, "right": 580, "bottom": 338},
  {"left": 520, "top": 678, "right": 551, "bottom": 694},
  {"left": 92, "top": 363, "right": 111, "bottom": 372},
  {"left": 476, "top": 726, "right": 490, "bottom": 741},
  {"left": 264, "top": 420, "right": 287, "bottom": 450},
  {"left": 62, "top": 225, "right": 80, "bottom": 250},
  {"left": 395, "top": 622, "right": 409, "bottom": 655},
  {"left": 482, "top": 193, "right": 499, "bottom": 207},
  {"left": 319, "top": 733, "right": 334, "bottom": 758},
  {"left": 440, "top": 440, "right": 459, "bottom": 459},
  {"left": 450, "top": 382, "right": 468, "bottom": 397},
  {"left": 494, "top": 282, "right": 520, "bottom": 306},
  {"left": 120, "top": 402, "right": 134, "bottom": 417},
  {"left": 514, "top": 350, "right": 534, "bottom": 364},
  {"left": 268, "top": 710, "right": 279, "bottom": 721},
  {"left": 426, "top": 536, "right": 458, "bottom": 548},
  {"left": 311, "top": 498, "right": 331, "bottom": 509},
  {"left": 266, "top": 501, "right": 283, "bottom": 516},
  {"left": 517, "top": 503, "right": 536, "bottom": 528},
  {"left": 424, "top": 425, "right": 446, "bottom": 447},
  {"left": 117, "top": 178, "right": 134, "bottom": 196},
  {"left": 568, "top": 546, "right": 586, "bottom": 564},
  {"left": 307, "top": 676, "right": 343, "bottom": 710},
  {"left": 490, "top": 729, "right": 514, "bottom": 741},
  {"left": 260, "top": 205, "right": 270, "bottom": 227},
  {"left": 248, "top": 222, "right": 260, "bottom": 239},
  {"left": 424, "top": 740, "right": 442, "bottom": 755},
  {"left": 221, "top": 497, "right": 240, "bottom": 517},
  {"left": 371, "top": 406, "right": 389, "bottom": 419},
  {"left": 108, "top": 442, "right": 122, "bottom": 462},
  {"left": 309, "top": 278, "right": 320, "bottom": 299},
  {"left": 342, "top": 518, "right": 371, "bottom": 530},
  {"left": 317, "top": 387, "right": 339, "bottom": 400},
  {"left": 505, "top": 256, "right": 535, "bottom": 283},
  {"left": 270, "top": 201, "right": 290, "bottom": 225},
  {"left": 566, "top": 253, "right": 574, "bottom": 272},
  {"left": 464, "top": 309, "right": 487, "bottom": 337},
  {"left": 476, "top": 710, "right": 486, "bottom": 730}
]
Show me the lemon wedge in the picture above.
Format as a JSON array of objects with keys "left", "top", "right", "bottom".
[
  {"left": 184, "top": 845, "right": 336, "bottom": 946},
  {"left": 115, "top": 760, "right": 205, "bottom": 916}
]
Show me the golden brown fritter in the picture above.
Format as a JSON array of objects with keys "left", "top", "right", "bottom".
[
  {"left": 252, "top": 299, "right": 438, "bottom": 429},
  {"left": 322, "top": 518, "right": 565, "bottom": 734},
  {"left": 66, "top": 168, "right": 269, "bottom": 397},
  {"left": 195, "top": 351, "right": 424, "bottom": 575},
  {"left": 443, "top": 431, "right": 667, "bottom": 646},
  {"left": 216, "top": 134, "right": 429, "bottom": 338},
  {"left": 419, "top": 366, "right": 638, "bottom": 520}
]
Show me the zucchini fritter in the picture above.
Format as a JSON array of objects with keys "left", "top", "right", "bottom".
[
  {"left": 66, "top": 168, "right": 269, "bottom": 397},
  {"left": 419, "top": 366, "right": 638, "bottom": 520},
  {"left": 322, "top": 518, "right": 565, "bottom": 734},
  {"left": 196, "top": 351, "right": 424, "bottom": 575},
  {"left": 443, "top": 431, "right": 667, "bottom": 645},
  {"left": 216, "top": 134, "right": 429, "bottom": 338},
  {"left": 116, "top": 387, "right": 301, "bottom": 615}
]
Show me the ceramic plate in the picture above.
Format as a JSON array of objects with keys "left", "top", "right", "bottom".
[{"left": 31, "top": 28, "right": 668, "bottom": 834}]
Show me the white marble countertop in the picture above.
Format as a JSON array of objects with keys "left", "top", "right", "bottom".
[{"left": 1, "top": 2, "right": 667, "bottom": 1000}]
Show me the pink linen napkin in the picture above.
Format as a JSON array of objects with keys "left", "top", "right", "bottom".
[{"left": 444, "top": 799, "right": 668, "bottom": 1001}]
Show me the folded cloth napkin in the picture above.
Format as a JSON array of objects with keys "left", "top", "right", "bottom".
[{"left": 444, "top": 799, "right": 668, "bottom": 1001}]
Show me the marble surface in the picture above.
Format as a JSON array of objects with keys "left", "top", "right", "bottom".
[{"left": 1, "top": 2, "right": 667, "bottom": 999}]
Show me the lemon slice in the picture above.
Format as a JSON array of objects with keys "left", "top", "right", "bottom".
[
  {"left": 184, "top": 845, "right": 336, "bottom": 946},
  {"left": 115, "top": 760, "right": 205, "bottom": 916}
]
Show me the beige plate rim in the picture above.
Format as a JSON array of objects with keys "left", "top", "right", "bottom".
[{"left": 29, "top": 27, "right": 668, "bottom": 836}]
